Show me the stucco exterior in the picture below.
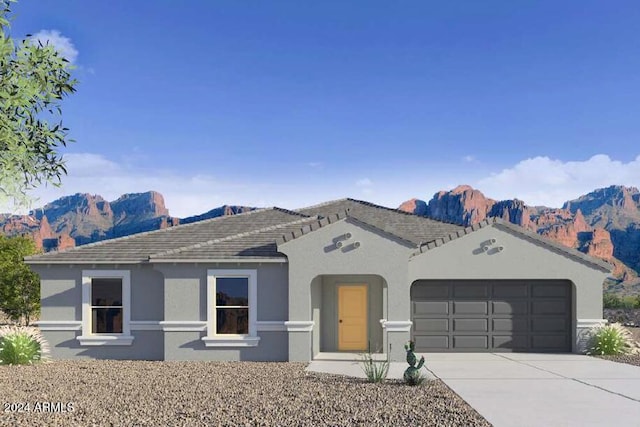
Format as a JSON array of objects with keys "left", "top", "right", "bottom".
[
  {"left": 33, "top": 262, "right": 291, "bottom": 361},
  {"left": 409, "top": 224, "right": 609, "bottom": 352},
  {"left": 29, "top": 201, "right": 610, "bottom": 361},
  {"left": 277, "top": 218, "right": 417, "bottom": 362}
]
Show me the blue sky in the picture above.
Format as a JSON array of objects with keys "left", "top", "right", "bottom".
[{"left": 8, "top": 1, "right": 640, "bottom": 216}]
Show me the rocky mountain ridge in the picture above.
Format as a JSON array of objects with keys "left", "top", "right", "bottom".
[
  {"left": 2, "top": 185, "right": 639, "bottom": 294},
  {"left": 399, "top": 185, "right": 640, "bottom": 291},
  {"left": 0, "top": 191, "right": 253, "bottom": 252}
]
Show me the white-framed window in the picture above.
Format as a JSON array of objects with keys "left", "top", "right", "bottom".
[
  {"left": 202, "top": 269, "right": 260, "bottom": 347},
  {"left": 77, "top": 270, "right": 134, "bottom": 346}
]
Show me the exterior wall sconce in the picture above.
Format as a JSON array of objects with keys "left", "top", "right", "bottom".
[{"left": 353, "top": 241, "right": 361, "bottom": 248}]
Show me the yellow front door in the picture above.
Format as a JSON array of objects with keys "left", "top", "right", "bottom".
[{"left": 338, "top": 285, "right": 368, "bottom": 351}]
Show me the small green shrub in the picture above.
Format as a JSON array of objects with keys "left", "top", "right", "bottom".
[
  {"left": 587, "top": 323, "right": 635, "bottom": 355},
  {"left": 603, "top": 293, "right": 640, "bottom": 309},
  {"left": 603, "top": 293, "right": 623, "bottom": 309},
  {"left": 360, "top": 346, "right": 389, "bottom": 383},
  {"left": 0, "top": 326, "right": 50, "bottom": 365}
]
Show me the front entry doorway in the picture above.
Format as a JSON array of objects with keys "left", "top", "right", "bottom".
[{"left": 337, "top": 285, "right": 368, "bottom": 351}]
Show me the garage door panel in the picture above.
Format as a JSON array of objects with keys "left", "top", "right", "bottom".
[
  {"left": 453, "top": 318, "right": 488, "bottom": 332},
  {"left": 415, "top": 335, "right": 448, "bottom": 349},
  {"left": 493, "top": 335, "right": 528, "bottom": 349},
  {"left": 532, "top": 284, "right": 569, "bottom": 298},
  {"left": 493, "top": 301, "right": 528, "bottom": 315},
  {"left": 414, "top": 318, "right": 448, "bottom": 332},
  {"left": 493, "top": 318, "right": 528, "bottom": 332},
  {"left": 411, "top": 280, "right": 571, "bottom": 352},
  {"left": 453, "top": 301, "right": 488, "bottom": 315},
  {"left": 412, "top": 282, "right": 449, "bottom": 299},
  {"left": 413, "top": 301, "right": 448, "bottom": 315},
  {"left": 454, "top": 336, "right": 488, "bottom": 349},
  {"left": 453, "top": 283, "right": 489, "bottom": 298},
  {"left": 532, "top": 317, "right": 568, "bottom": 332},
  {"left": 532, "top": 300, "right": 566, "bottom": 315},
  {"left": 493, "top": 283, "right": 528, "bottom": 298}
]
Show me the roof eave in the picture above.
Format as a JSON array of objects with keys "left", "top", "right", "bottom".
[
  {"left": 149, "top": 257, "right": 287, "bottom": 263},
  {"left": 25, "top": 259, "right": 146, "bottom": 265}
]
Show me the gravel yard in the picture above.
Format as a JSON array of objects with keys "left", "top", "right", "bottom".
[
  {"left": 0, "top": 360, "right": 490, "bottom": 427},
  {"left": 597, "top": 354, "right": 640, "bottom": 367}
]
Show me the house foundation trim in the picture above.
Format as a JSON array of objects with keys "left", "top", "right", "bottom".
[
  {"left": 130, "top": 321, "right": 163, "bottom": 330},
  {"left": 380, "top": 320, "right": 412, "bottom": 332},
  {"left": 159, "top": 321, "right": 207, "bottom": 332},
  {"left": 255, "top": 321, "right": 287, "bottom": 331},
  {"left": 284, "top": 321, "right": 314, "bottom": 332},
  {"left": 35, "top": 320, "right": 82, "bottom": 331},
  {"left": 576, "top": 318, "right": 608, "bottom": 353}
]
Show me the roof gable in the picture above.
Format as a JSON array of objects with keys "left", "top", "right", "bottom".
[
  {"left": 277, "top": 211, "right": 417, "bottom": 248},
  {"left": 25, "top": 197, "right": 466, "bottom": 265},
  {"left": 296, "top": 198, "right": 464, "bottom": 245},
  {"left": 412, "top": 217, "right": 613, "bottom": 272}
]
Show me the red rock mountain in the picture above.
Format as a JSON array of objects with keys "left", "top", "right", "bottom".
[
  {"left": 3, "top": 186, "right": 639, "bottom": 291},
  {"left": 399, "top": 185, "right": 640, "bottom": 286},
  {"left": 0, "top": 191, "right": 253, "bottom": 252}
]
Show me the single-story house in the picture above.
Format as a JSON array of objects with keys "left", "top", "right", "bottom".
[{"left": 25, "top": 199, "right": 611, "bottom": 361}]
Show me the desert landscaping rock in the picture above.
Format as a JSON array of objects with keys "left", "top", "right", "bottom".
[
  {"left": 0, "top": 361, "right": 490, "bottom": 426},
  {"left": 597, "top": 354, "right": 640, "bottom": 367}
]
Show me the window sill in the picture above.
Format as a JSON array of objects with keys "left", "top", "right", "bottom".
[
  {"left": 201, "top": 336, "right": 260, "bottom": 347},
  {"left": 77, "top": 335, "right": 135, "bottom": 346}
]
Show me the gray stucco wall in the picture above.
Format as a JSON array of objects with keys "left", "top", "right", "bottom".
[
  {"left": 409, "top": 225, "right": 608, "bottom": 318},
  {"left": 153, "top": 262, "right": 289, "bottom": 361},
  {"left": 33, "top": 264, "right": 164, "bottom": 360},
  {"left": 153, "top": 263, "right": 288, "bottom": 322},
  {"left": 36, "top": 264, "right": 164, "bottom": 322},
  {"left": 278, "top": 218, "right": 414, "bottom": 361},
  {"left": 163, "top": 331, "right": 287, "bottom": 361},
  {"left": 409, "top": 224, "right": 609, "bottom": 352},
  {"left": 34, "top": 262, "right": 289, "bottom": 361},
  {"left": 39, "top": 330, "right": 164, "bottom": 360}
]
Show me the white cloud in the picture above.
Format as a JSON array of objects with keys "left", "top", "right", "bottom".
[
  {"left": 11, "top": 152, "right": 639, "bottom": 218},
  {"left": 356, "top": 178, "right": 372, "bottom": 187},
  {"left": 476, "top": 154, "right": 640, "bottom": 207},
  {"left": 463, "top": 155, "right": 476, "bottom": 163},
  {"left": 307, "top": 162, "right": 324, "bottom": 169},
  {"left": 13, "top": 153, "right": 350, "bottom": 217},
  {"left": 30, "top": 30, "right": 78, "bottom": 64},
  {"left": 356, "top": 178, "right": 374, "bottom": 196}
]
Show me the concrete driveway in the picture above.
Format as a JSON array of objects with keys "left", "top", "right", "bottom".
[
  {"left": 306, "top": 352, "right": 640, "bottom": 426},
  {"left": 425, "top": 353, "right": 640, "bottom": 427}
]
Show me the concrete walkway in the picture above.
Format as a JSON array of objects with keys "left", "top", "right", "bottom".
[{"left": 307, "top": 353, "right": 640, "bottom": 427}]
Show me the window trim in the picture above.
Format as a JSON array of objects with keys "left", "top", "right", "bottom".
[
  {"left": 202, "top": 269, "right": 260, "bottom": 347},
  {"left": 78, "top": 270, "right": 134, "bottom": 346}
]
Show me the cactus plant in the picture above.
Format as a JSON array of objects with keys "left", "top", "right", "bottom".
[{"left": 403, "top": 341, "right": 426, "bottom": 385}]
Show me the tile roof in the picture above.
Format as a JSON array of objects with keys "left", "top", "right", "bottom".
[
  {"left": 150, "top": 216, "right": 321, "bottom": 261},
  {"left": 277, "top": 211, "right": 418, "bottom": 248},
  {"left": 296, "top": 198, "right": 464, "bottom": 245},
  {"left": 411, "top": 217, "right": 613, "bottom": 272},
  {"left": 32, "top": 197, "right": 600, "bottom": 267},
  {"left": 25, "top": 207, "right": 309, "bottom": 263}
]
